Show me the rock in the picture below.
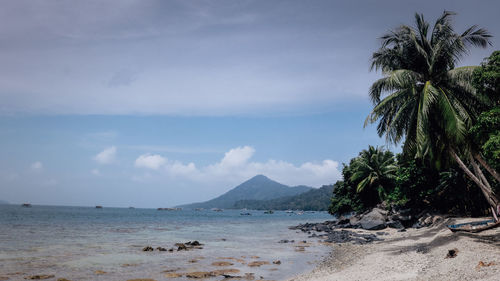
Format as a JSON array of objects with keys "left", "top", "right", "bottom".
[
  {"left": 358, "top": 209, "right": 387, "bottom": 230},
  {"left": 211, "top": 261, "right": 234, "bottom": 266},
  {"left": 278, "top": 239, "right": 294, "bottom": 243},
  {"left": 186, "top": 241, "right": 202, "bottom": 246},
  {"left": 412, "top": 222, "right": 423, "bottom": 229},
  {"left": 415, "top": 246, "right": 429, "bottom": 254},
  {"left": 94, "top": 270, "right": 107, "bottom": 275},
  {"left": 446, "top": 248, "right": 459, "bottom": 258},
  {"left": 423, "top": 216, "right": 433, "bottom": 225},
  {"left": 185, "top": 271, "right": 215, "bottom": 278},
  {"left": 349, "top": 216, "right": 360, "bottom": 226},
  {"left": 337, "top": 216, "right": 351, "bottom": 225},
  {"left": 398, "top": 229, "right": 407, "bottom": 232},
  {"left": 372, "top": 207, "right": 388, "bottom": 215},
  {"left": 127, "top": 279, "right": 157, "bottom": 281},
  {"left": 176, "top": 244, "right": 187, "bottom": 251},
  {"left": 386, "top": 220, "right": 404, "bottom": 229},
  {"left": 156, "top": 247, "right": 167, "bottom": 251},
  {"left": 57, "top": 279, "right": 72, "bottom": 281},
  {"left": 476, "top": 261, "right": 496, "bottom": 270},
  {"left": 164, "top": 273, "right": 183, "bottom": 278},
  {"left": 432, "top": 216, "right": 442, "bottom": 224},
  {"left": 25, "top": 275, "right": 55, "bottom": 280},
  {"left": 142, "top": 246, "right": 154, "bottom": 251},
  {"left": 211, "top": 269, "right": 240, "bottom": 275},
  {"left": 168, "top": 248, "right": 174, "bottom": 252},
  {"left": 272, "top": 260, "right": 281, "bottom": 265},
  {"left": 247, "top": 261, "right": 269, "bottom": 267}
]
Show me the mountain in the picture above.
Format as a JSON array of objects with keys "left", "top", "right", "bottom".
[
  {"left": 233, "top": 184, "right": 334, "bottom": 211},
  {"left": 179, "top": 175, "right": 312, "bottom": 209}
]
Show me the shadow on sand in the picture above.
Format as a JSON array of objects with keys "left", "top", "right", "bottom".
[{"left": 383, "top": 218, "right": 500, "bottom": 256}]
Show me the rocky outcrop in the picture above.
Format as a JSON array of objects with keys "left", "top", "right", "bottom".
[{"left": 290, "top": 207, "right": 445, "bottom": 243}]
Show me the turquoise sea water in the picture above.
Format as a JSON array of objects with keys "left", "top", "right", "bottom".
[{"left": 0, "top": 205, "right": 331, "bottom": 280}]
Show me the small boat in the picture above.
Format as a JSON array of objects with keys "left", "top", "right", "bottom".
[
  {"left": 264, "top": 210, "right": 274, "bottom": 214},
  {"left": 285, "top": 210, "right": 293, "bottom": 213},
  {"left": 95, "top": 205, "right": 103, "bottom": 209},
  {"left": 447, "top": 219, "right": 500, "bottom": 233},
  {"left": 21, "top": 203, "right": 32, "bottom": 207},
  {"left": 211, "top": 208, "right": 223, "bottom": 212},
  {"left": 240, "top": 212, "right": 251, "bottom": 216}
]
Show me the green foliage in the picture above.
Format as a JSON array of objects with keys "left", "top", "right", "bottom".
[
  {"left": 472, "top": 50, "right": 500, "bottom": 106},
  {"left": 329, "top": 150, "right": 491, "bottom": 216},
  {"left": 366, "top": 11, "right": 491, "bottom": 168},
  {"left": 350, "top": 145, "right": 397, "bottom": 201},
  {"left": 329, "top": 180, "right": 365, "bottom": 215},
  {"left": 329, "top": 146, "right": 396, "bottom": 215},
  {"left": 233, "top": 185, "right": 334, "bottom": 211},
  {"left": 470, "top": 107, "right": 500, "bottom": 172}
]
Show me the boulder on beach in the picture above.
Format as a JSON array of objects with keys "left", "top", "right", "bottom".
[{"left": 358, "top": 208, "right": 387, "bottom": 230}]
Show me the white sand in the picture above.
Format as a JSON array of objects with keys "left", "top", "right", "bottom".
[{"left": 289, "top": 218, "right": 500, "bottom": 281}]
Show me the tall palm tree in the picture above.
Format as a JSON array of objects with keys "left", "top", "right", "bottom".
[
  {"left": 350, "top": 146, "right": 397, "bottom": 202},
  {"left": 365, "top": 11, "right": 499, "bottom": 218}
]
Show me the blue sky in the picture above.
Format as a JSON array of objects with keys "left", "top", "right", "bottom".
[{"left": 0, "top": 0, "right": 498, "bottom": 207}]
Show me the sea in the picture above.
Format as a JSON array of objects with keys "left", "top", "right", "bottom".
[{"left": 0, "top": 205, "right": 332, "bottom": 280}]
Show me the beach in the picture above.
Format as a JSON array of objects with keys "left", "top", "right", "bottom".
[{"left": 290, "top": 217, "right": 500, "bottom": 281}]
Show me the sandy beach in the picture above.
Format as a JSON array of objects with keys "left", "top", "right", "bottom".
[{"left": 290, "top": 217, "right": 500, "bottom": 281}]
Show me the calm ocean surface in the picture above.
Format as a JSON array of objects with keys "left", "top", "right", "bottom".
[{"left": 0, "top": 205, "right": 332, "bottom": 280}]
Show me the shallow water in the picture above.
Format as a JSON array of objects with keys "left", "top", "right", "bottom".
[{"left": 0, "top": 205, "right": 331, "bottom": 280}]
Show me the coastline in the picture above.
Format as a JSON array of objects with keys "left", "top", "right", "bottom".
[{"left": 289, "top": 217, "right": 500, "bottom": 281}]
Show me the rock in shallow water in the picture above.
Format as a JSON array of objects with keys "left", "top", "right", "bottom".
[{"left": 25, "top": 275, "right": 55, "bottom": 280}]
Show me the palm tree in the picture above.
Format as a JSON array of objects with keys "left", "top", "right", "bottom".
[
  {"left": 350, "top": 146, "right": 397, "bottom": 202},
  {"left": 365, "top": 11, "right": 499, "bottom": 218}
]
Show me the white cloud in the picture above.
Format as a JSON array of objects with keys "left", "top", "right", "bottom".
[
  {"left": 135, "top": 154, "right": 167, "bottom": 170},
  {"left": 30, "top": 161, "right": 43, "bottom": 171},
  {"left": 219, "top": 146, "right": 255, "bottom": 167},
  {"left": 94, "top": 146, "right": 116, "bottom": 164},
  {"left": 140, "top": 146, "right": 341, "bottom": 187}
]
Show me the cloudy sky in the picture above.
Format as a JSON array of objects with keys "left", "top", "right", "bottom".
[{"left": 0, "top": 0, "right": 498, "bottom": 207}]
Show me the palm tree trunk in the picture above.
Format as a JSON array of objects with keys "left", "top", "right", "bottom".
[
  {"left": 449, "top": 148, "right": 499, "bottom": 219},
  {"left": 469, "top": 154, "right": 492, "bottom": 189},
  {"left": 473, "top": 152, "right": 500, "bottom": 183}
]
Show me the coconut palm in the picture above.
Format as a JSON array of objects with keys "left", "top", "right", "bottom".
[
  {"left": 350, "top": 146, "right": 397, "bottom": 202},
  {"left": 366, "top": 11, "right": 499, "bottom": 217}
]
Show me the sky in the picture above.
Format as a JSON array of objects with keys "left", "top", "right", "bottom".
[{"left": 0, "top": 0, "right": 498, "bottom": 207}]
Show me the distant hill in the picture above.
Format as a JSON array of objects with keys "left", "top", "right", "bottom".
[
  {"left": 233, "top": 184, "right": 334, "bottom": 211},
  {"left": 179, "top": 175, "right": 312, "bottom": 209},
  {"left": 0, "top": 200, "right": 9, "bottom": 205}
]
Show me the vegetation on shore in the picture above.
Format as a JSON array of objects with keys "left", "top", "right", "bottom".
[
  {"left": 329, "top": 12, "right": 499, "bottom": 219},
  {"left": 234, "top": 185, "right": 333, "bottom": 211}
]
